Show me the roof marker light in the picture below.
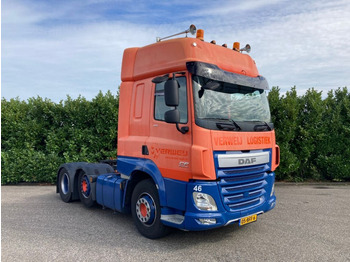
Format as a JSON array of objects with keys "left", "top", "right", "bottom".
[
  {"left": 196, "top": 29, "right": 204, "bottom": 41},
  {"left": 233, "top": 42, "right": 240, "bottom": 51}
]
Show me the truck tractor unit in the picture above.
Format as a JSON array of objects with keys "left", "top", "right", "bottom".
[{"left": 57, "top": 25, "right": 280, "bottom": 239}]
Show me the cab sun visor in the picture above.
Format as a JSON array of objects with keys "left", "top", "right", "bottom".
[{"left": 186, "top": 62, "right": 269, "bottom": 90}]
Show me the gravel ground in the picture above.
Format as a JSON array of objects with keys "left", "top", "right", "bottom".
[{"left": 1, "top": 184, "right": 350, "bottom": 262}]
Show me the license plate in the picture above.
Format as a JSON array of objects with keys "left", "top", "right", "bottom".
[{"left": 239, "top": 214, "right": 257, "bottom": 226}]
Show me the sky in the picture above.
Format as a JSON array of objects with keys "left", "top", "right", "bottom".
[{"left": 2, "top": 0, "right": 350, "bottom": 102}]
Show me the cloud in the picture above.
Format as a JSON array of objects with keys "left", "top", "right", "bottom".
[
  {"left": 254, "top": 1, "right": 350, "bottom": 93},
  {"left": 199, "top": 0, "right": 284, "bottom": 15},
  {"left": 2, "top": 0, "right": 350, "bottom": 102},
  {"left": 2, "top": 1, "right": 159, "bottom": 101},
  {"left": 196, "top": 0, "right": 350, "bottom": 95}
]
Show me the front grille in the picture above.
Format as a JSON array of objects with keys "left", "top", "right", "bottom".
[{"left": 217, "top": 164, "right": 269, "bottom": 212}]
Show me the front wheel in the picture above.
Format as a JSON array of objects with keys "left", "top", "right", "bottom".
[{"left": 131, "top": 179, "right": 170, "bottom": 239}]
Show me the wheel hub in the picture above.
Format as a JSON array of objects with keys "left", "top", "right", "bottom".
[
  {"left": 140, "top": 203, "right": 148, "bottom": 217},
  {"left": 80, "top": 175, "right": 91, "bottom": 198},
  {"left": 82, "top": 180, "right": 88, "bottom": 192},
  {"left": 136, "top": 194, "right": 156, "bottom": 225}
]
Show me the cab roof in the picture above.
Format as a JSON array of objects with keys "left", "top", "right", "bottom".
[{"left": 121, "top": 37, "right": 259, "bottom": 82}]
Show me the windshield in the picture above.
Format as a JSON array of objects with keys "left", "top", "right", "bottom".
[{"left": 192, "top": 75, "right": 272, "bottom": 130}]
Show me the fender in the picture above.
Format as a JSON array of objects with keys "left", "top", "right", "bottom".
[
  {"left": 57, "top": 162, "right": 114, "bottom": 200},
  {"left": 142, "top": 159, "right": 167, "bottom": 207},
  {"left": 117, "top": 156, "right": 167, "bottom": 207}
]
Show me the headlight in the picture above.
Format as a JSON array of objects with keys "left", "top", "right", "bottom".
[
  {"left": 270, "top": 183, "right": 275, "bottom": 197},
  {"left": 193, "top": 192, "right": 217, "bottom": 211}
]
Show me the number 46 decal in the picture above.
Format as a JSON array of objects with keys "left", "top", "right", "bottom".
[{"left": 193, "top": 185, "right": 202, "bottom": 192}]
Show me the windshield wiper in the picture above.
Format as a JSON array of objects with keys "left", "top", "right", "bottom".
[
  {"left": 254, "top": 122, "right": 272, "bottom": 131},
  {"left": 209, "top": 118, "right": 241, "bottom": 131}
]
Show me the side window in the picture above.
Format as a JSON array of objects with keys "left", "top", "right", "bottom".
[{"left": 154, "top": 76, "right": 188, "bottom": 123}]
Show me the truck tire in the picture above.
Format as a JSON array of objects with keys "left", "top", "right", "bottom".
[
  {"left": 58, "top": 168, "right": 72, "bottom": 203},
  {"left": 78, "top": 172, "right": 95, "bottom": 208},
  {"left": 131, "top": 179, "right": 170, "bottom": 239}
]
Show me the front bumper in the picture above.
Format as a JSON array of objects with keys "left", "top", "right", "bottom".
[
  {"left": 181, "top": 194, "right": 275, "bottom": 231},
  {"left": 161, "top": 172, "right": 276, "bottom": 231}
]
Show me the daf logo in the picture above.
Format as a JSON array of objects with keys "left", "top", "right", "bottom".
[
  {"left": 218, "top": 152, "right": 269, "bottom": 168},
  {"left": 238, "top": 158, "right": 257, "bottom": 165}
]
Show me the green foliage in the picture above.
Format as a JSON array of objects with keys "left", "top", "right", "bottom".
[
  {"left": 2, "top": 86, "right": 350, "bottom": 184},
  {"left": 269, "top": 86, "right": 350, "bottom": 181},
  {"left": 1, "top": 91, "right": 119, "bottom": 184}
]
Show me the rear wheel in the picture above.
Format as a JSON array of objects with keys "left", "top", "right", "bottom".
[
  {"left": 78, "top": 172, "right": 95, "bottom": 208},
  {"left": 58, "top": 168, "right": 72, "bottom": 203},
  {"left": 131, "top": 179, "right": 170, "bottom": 239}
]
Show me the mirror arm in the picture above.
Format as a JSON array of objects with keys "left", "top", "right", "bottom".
[{"left": 176, "top": 123, "right": 189, "bottom": 134}]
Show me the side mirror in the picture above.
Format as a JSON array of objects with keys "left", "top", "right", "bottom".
[
  {"left": 164, "top": 109, "right": 180, "bottom": 124},
  {"left": 164, "top": 79, "right": 179, "bottom": 106}
]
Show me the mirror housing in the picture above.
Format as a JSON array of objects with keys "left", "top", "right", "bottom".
[
  {"left": 164, "top": 79, "right": 179, "bottom": 106},
  {"left": 164, "top": 109, "right": 180, "bottom": 124}
]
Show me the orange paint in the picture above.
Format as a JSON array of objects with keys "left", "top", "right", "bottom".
[
  {"left": 211, "top": 131, "right": 275, "bottom": 151},
  {"left": 118, "top": 37, "right": 279, "bottom": 181},
  {"left": 121, "top": 38, "right": 259, "bottom": 82}
]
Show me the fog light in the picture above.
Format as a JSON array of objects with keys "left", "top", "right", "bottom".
[
  {"left": 199, "top": 218, "right": 216, "bottom": 225},
  {"left": 193, "top": 192, "right": 217, "bottom": 211}
]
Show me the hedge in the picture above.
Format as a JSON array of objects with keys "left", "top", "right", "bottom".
[
  {"left": 269, "top": 87, "right": 350, "bottom": 181},
  {"left": 1, "top": 91, "right": 118, "bottom": 184},
  {"left": 1, "top": 87, "right": 350, "bottom": 184}
]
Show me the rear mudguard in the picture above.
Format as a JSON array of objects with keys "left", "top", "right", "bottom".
[{"left": 56, "top": 162, "right": 114, "bottom": 201}]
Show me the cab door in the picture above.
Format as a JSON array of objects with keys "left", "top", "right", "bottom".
[{"left": 146, "top": 73, "right": 192, "bottom": 182}]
